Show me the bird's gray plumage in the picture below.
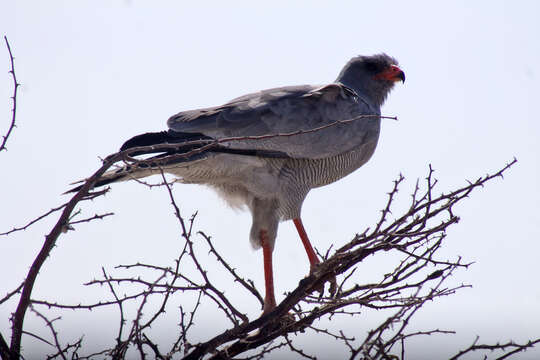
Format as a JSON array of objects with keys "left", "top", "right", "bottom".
[
  {"left": 80, "top": 53, "right": 403, "bottom": 251},
  {"left": 167, "top": 84, "right": 370, "bottom": 159}
]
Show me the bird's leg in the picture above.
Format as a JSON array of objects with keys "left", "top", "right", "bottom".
[
  {"left": 293, "top": 218, "right": 337, "bottom": 296},
  {"left": 260, "top": 229, "right": 277, "bottom": 314},
  {"left": 293, "top": 218, "right": 319, "bottom": 268}
]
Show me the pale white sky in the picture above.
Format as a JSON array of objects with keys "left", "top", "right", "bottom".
[{"left": 1, "top": 1, "right": 539, "bottom": 359}]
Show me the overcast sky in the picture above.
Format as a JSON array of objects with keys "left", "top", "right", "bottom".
[{"left": 1, "top": 1, "right": 539, "bottom": 359}]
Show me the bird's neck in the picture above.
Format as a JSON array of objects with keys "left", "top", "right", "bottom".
[{"left": 336, "top": 76, "right": 389, "bottom": 109}]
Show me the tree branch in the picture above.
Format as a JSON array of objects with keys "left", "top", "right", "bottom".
[{"left": 1, "top": 36, "right": 19, "bottom": 153}]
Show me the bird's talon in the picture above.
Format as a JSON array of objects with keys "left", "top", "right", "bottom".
[
  {"left": 307, "top": 270, "right": 337, "bottom": 298},
  {"left": 250, "top": 310, "right": 295, "bottom": 338}
]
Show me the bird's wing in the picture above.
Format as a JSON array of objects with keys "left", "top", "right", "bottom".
[{"left": 167, "top": 84, "right": 380, "bottom": 159}]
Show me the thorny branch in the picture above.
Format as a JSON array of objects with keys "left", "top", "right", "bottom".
[
  {"left": 1, "top": 36, "right": 18, "bottom": 153},
  {"left": 0, "top": 283, "right": 24, "bottom": 307},
  {"left": 28, "top": 307, "right": 67, "bottom": 360},
  {"left": 449, "top": 337, "right": 540, "bottom": 360},
  {"left": 7, "top": 148, "right": 538, "bottom": 360},
  {"left": 199, "top": 231, "right": 265, "bottom": 308},
  {"left": 0, "top": 202, "right": 71, "bottom": 236}
]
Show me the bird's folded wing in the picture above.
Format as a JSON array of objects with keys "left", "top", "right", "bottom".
[{"left": 167, "top": 84, "right": 380, "bottom": 159}]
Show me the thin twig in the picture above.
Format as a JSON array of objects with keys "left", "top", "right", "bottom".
[
  {"left": 30, "top": 306, "right": 67, "bottom": 360},
  {"left": 0, "top": 282, "right": 24, "bottom": 306},
  {"left": 1, "top": 36, "right": 19, "bottom": 152},
  {"left": 0, "top": 202, "right": 69, "bottom": 236}
]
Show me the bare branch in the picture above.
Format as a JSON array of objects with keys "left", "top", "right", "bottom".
[
  {"left": 1, "top": 36, "right": 19, "bottom": 153},
  {"left": 10, "top": 153, "right": 123, "bottom": 356},
  {"left": 0, "top": 282, "right": 24, "bottom": 306},
  {"left": 67, "top": 212, "right": 114, "bottom": 226},
  {"left": 199, "top": 231, "right": 265, "bottom": 308},
  {"left": 30, "top": 306, "right": 67, "bottom": 360},
  {"left": 0, "top": 202, "right": 69, "bottom": 236},
  {"left": 449, "top": 337, "right": 540, "bottom": 360}
]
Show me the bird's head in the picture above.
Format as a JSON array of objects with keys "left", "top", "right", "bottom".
[{"left": 337, "top": 53, "right": 405, "bottom": 107}]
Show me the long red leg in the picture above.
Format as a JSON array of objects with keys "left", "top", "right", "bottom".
[
  {"left": 260, "top": 230, "right": 277, "bottom": 314},
  {"left": 293, "top": 218, "right": 320, "bottom": 268},
  {"left": 294, "top": 218, "right": 337, "bottom": 296}
]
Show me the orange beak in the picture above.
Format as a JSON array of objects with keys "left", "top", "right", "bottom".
[{"left": 375, "top": 64, "right": 405, "bottom": 83}]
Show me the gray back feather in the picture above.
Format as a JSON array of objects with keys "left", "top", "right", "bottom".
[{"left": 167, "top": 84, "right": 379, "bottom": 159}]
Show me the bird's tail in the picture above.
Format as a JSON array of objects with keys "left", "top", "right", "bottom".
[
  {"left": 64, "top": 130, "right": 213, "bottom": 194},
  {"left": 65, "top": 130, "right": 290, "bottom": 194}
]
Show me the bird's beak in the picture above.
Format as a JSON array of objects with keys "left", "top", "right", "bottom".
[{"left": 375, "top": 64, "right": 406, "bottom": 83}]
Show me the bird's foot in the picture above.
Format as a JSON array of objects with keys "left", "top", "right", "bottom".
[
  {"left": 309, "top": 267, "right": 337, "bottom": 298},
  {"left": 247, "top": 315, "right": 295, "bottom": 339},
  {"left": 246, "top": 308, "right": 295, "bottom": 339},
  {"left": 260, "top": 298, "right": 296, "bottom": 322},
  {"left": 261, "top": 299, "right": 277, "bottom": 317}
]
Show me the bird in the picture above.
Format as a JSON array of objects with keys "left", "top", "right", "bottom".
[{"left": 70, "top": 53, "right": 405, "bottom": 315}]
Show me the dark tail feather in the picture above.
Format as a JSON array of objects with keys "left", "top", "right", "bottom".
[
  {"left": 121, "top": 130, "right": 290, "bottom": 159},
  {"left": 65, "top": 130, "right": 290, "bottom": 194},
  {"left": 64, "top": 131, "right": 214, "bottom": 194},
  {"left": 120, "top": 130, "right": 213, "bottom": 156}
]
